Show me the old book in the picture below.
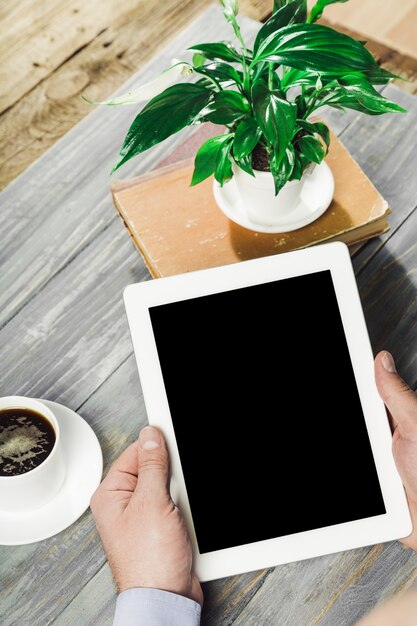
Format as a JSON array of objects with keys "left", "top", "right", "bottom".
[{"left": 111, "top": 125, "right": 390, "bottom": 278}]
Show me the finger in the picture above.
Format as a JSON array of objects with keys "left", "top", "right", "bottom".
[
  {"left": 108, "top": 441, "right": 139, "bottom": 475},
  {"left": 132, "top": 426, "right": 171, "bottom": 503},
  {"left": 375, "top": 351, "right": 417, "bottom": 440},
  {"left": 99, "top": 442, "right": 139, "bottom": 493},
  {"left": 103, "top": 441, "right": 138, "bottom": 489}
]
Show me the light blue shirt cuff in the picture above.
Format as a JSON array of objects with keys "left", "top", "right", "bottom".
[{"left": 113, "top": 587, "right": 201, "bottom": 626}]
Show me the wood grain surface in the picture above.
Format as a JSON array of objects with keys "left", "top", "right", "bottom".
[
  {"left": 1, "top": 5, "right": 417, "bottom": 626},
  {"left": 0, "top": 0, "right": 271, "bottom": 190},
  {"left": 2, "top": 0, "right": 417, "bottom": 190}
]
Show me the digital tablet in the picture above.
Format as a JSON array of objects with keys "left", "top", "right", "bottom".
[{"left": 124, "top": 242, "right": 411, "bottom": 581}]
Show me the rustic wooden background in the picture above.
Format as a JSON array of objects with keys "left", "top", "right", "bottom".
[
  {"left": 1, "top": 0, "right": 417, "bottom": 191},
  {"left": 307, "top": 0, "right": 417, "bottom": 59},
  {"left": 1, "top": 1, "right": 417, "bottom": 625}
]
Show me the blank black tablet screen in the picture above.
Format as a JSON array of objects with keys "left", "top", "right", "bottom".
[{"left": 149, "top": 270, "right": 385, "bottom": 554}]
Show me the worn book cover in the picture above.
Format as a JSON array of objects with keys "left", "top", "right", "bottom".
[{"left": 111, "top": 124, "right": 390, "bottom": 278}]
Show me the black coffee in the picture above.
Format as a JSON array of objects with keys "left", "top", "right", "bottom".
[{"left": 0, "top": 408, "right": 56, "bottom": 476}]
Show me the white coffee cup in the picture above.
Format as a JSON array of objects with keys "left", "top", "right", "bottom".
[{"left": 0, "top": 396, "right": 66, "bottom": 512}]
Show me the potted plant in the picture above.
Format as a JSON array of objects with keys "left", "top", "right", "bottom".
[{"left": 87, "top": 0, "right": 405, "bottom": 230}]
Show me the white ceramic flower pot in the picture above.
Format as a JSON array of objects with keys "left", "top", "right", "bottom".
[
  {"left": 214, "top": 160, "right": 334, "bottom": 233},
  {"left": 232, "top": 163, "right": 309, "bottom": 227},
  {"left": 233, "top": 162, "right": 334, "bottom": 227}
]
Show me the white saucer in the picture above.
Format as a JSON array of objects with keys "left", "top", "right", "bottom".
[
  {"left": 213, "top": 161, "right": 334, "bottom": 234},
  {"left": 0, "top": 400, "right": 103, "bottom": 545}
]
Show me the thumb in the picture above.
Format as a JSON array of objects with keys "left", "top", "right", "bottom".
[
  {"left": 134, "top": 426, "right": 171, "bottom": 502},
  {"left": 375, "top": 351, "right": 417, "bottom": 439}
]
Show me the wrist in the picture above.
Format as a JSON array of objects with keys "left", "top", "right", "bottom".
[{"left": 113, "top": 570, "right": 203, "bottom": 606}]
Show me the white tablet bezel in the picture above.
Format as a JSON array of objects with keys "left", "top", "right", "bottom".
[{"left": 124, "top": 242, "right": 411, "bottom": 582}]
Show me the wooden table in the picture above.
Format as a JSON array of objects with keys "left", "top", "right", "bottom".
[{"left": 1, "top": 6, "right": 417, "bottom": 626}]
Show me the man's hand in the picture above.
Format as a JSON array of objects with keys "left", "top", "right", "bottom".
[
  {"left": 90, "top": 426, "right": 203, "bottom": 605},
  {"left": 375, "top": 351, "right": 417, "bottom": 550}
]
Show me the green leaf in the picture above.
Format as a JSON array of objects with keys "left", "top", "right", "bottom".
[
  {"left": 254, "top": 1, "right": 307, "bottom": 54},
  {"left": 367, "top": 65, "right": 398, "bottom": 84},
  {"left": 254, "top": 23, "right": 392, "bottom": 77},
  {"left": 302, "top": 75, "right": 406, "bottom": 115},
  {"left": 235, "top": 153, "right": 255, "bottom": 176},
  {"left": 196, "top": 62, "right": 243, "bottom": 86},
  {"left": 293, "top": 93, "right": 307, "bottom": 117},
  {"left": 297, "top": 119, "right": 330, "bottom": 151},
  {"left": 195, "top": 77, "right": 215, "bottom": 89},
  {"left": 191, "top": 134, "right": 233, "bottom": 186},
  {"left": 289, "top": 153, "right": 304, "bottom": 180},
  {"left": 308, "top": 0, "right": 349, "bottom": 24},
  {"left": 311, "top": 121, "right": 330, "bottom": 150},
  {"left": 193, "top": 53, "right": 206, "bottom": 67},
  {"left": 252, "top": 61, "right": 281, "bottom": 89},
  {"left": 189, "top": 42, "right": 243, "bottom": 63},
  {"left": 282, "top": 66, "right": 396, "bottom": 91},
  {"left": 252, "top": 80, "right": 297, "bottom": 165},
  {"left": 270, "top": 145, "right": 296, "bottom": 194},
  {"left": 296, "top": 134, "right": 326, "bottom": 163},
  {"left": 281, "top": 67, "right": 320, "bottom": 90},
  {"left": 113, "top": 83, "right": 212, "bottom": 172},
  {"left": 233, "top": 118, "right": 262, "bottom": 159},
  {"left": 214, "top": 138, "right": 234, "bottom": 186},
  {"left": 199, "top": 89, "right": 250, "bottom": 124},
  {"left": 334, "top": 75, "right": 407, "bottom": 114}
]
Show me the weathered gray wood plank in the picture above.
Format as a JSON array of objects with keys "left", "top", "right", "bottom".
[
  {"left": 358, "top": 210, "right": 417, "bottom": 384},
  {"left": 0, "top": 353, "right": 146, "bottom": 626},
  {"left": 232, "top": 543, "right": 417, "bottom": 626},
  {"left": 53, "top": 563, "right": 116, "bottom": 626},
  {"left": 0, "top": 8, "right": 260, "bottom": 328},
  {"left": 339, "top": 86, "right": 417, "bottom": 274},
  {"left": 52, "top": 548, "right": 275, "bottom": 626},
  {"left": 0, "top": 219, "right": 144, "bottom": 406},
  {"left": 318, "top": 84, "right": 416, "bottom": 275},
  {"left": 319, "top": 544, "right": 417, "bottom": 626}
]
